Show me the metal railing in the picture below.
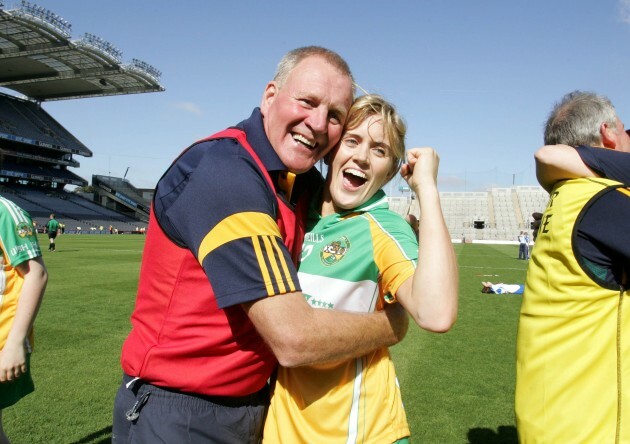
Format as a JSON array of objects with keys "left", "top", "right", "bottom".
[
  {"left": 17, "top": 1, "right": 72, "bottom": 38},
  {"left": 128, "top": 58, "right": 162, "bottom": 81},
  {"left": 77, "top": 33, "right": 123, "bottom": 63}
]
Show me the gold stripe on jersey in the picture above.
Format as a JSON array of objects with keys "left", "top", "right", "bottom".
[
  {"left": 269, "top": 236, "right": 296, "bottom": 293},
  {"left": 252, "top": 235, "right": 296, "bottom": 296},
  {"left": 262, "top": 236, "right": 287, "bottom": 293},
  {"left": 617, "top": 187, "right": 630, "bottom": 197},
  {"left": 252, "top": 235, "right": 274, "bottom": 295},
  {"left": 277, "top": 171, "right": 296, "bottom": 203},
  {"left": 366, "top": 214, "right": 416, "bottom": 302},
  {"left": 0, "top": 246, "right": 26, "bottom": 350},
  {"left": 197, "top": 211, "right": 280, "bottom": 263}
]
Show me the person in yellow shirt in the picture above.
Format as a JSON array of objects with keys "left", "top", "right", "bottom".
[{"left": 516, "top": 91, "right": 630, "bottom": 443}]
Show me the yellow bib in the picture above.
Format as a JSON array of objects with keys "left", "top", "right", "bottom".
[{"left": 516, "top": 178, "right": 630, "bottom": 443}]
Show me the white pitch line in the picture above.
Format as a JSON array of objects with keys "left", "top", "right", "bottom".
[{"left": 460, "top": 265, "right": 527, "bottom": 271}]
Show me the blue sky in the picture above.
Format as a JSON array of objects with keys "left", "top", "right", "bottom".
[{"left": 4, "top": 0, "right": 630, "bottom": 193}]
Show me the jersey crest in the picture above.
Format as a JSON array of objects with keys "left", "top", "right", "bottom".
[
  {"left": 16, "top": 221, "right": 33, "bottom": 238},
  {"left": 320, "top": 236, "right": 350, "bottom": 266}
]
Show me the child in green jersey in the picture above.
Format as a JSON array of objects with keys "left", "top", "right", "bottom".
[
  {"left": 264, "top": 95, "right": 458, "bottom": 443},
  {"left": 0, "top": 196, "right": 48, "bottom": 444}
]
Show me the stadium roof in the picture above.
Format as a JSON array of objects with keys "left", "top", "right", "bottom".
[{"left": 0, "top": 1, "right": 164, "bottom": 101}]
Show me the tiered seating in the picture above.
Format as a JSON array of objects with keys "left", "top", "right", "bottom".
[
  {"left": 515, "top": 186, "right": 549, "bottom": 228},
  {"left": 0, "top": 93, "right": 90, "bottom": 154},
  {"left": 439, "top": 191, "right": 489, "bottom": 236},
  {"left": 94, "top": 175, "right": 145, "bottom": 204},
  {"left": 387, "top": 186, "right": 543, "bottom": 241},
  {"left": 490, "top": 188, "right": 520, "bottom": 233},
  {"left": 0, "top": 160, "right": 84, "bottom": 182},
  {"left": 0, "top": 185, "right": 146, "bottom": 232},
  {"left": 0, "top": 189, "right": 47, "bottom": 218},
  {"left": 388, "top": 196, "right": 411, "bottom": 216},
  {"left": 0, "top": 97, "right": 42, "bottom": 141}
]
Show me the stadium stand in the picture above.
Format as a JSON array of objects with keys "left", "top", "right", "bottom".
[
  {"left": 0, "top": 184, "right": 146, "bottom": 233},
  {"left": 514, "top": 186, "right": 549, "bottom": 229},
  {"left": 0, "top": 94, "right": 89, "bottom": 152},
  {"left": 0, "top": 1, "right": 162, "bottom": 232},
  {"left": 389, "top": 186, "right": 549, "bottom": 241},
  {"left": 388, "top": 196, "right": 411, "bottom": 216},
  {"left": 92, "top": 175, "right": 150, "bottom": 221}
]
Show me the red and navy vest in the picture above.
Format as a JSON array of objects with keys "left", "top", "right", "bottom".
[{"left": 121, "top": 128, "right": 308, "bottom": 396}]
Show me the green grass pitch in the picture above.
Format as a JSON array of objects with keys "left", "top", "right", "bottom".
[{"left": 3, "top": 235, "right": 527, "bottom": 443}]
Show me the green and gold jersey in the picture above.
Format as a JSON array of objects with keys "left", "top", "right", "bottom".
[
  {"left": 264, "top": 190, "right": 418, "bottom": 444},
  {"left": 0, "top": 196, "right": 42, "bottom": 349}
]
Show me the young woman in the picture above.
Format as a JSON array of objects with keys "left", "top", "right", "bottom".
[{"left": 263, "top": 94, "right": 458, "bottom": 443}]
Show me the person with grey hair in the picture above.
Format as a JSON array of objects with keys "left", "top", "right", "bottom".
[
  {"left": 516, "top": 90, "right": 630, "bottom": 443},
  {"left": 112, "top": 46, "right": 409, "bottom": 443},
  {"left": 543, "top": 90, "right": 619, "bottom": 147},
  {"left": 536, "top": 90, "right": 630, "bottom": 190}
]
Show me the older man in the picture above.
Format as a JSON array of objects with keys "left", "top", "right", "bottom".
[
  {"left": 516, "top": 91, "right": 630, "bottom": 443},
  {"left": 112, "top": 47, "right": 408, "bottom": 443}
]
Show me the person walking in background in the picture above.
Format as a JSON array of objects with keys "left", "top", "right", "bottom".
[
  {"left": 44, "top": 214, "right": 59, "bottom": 252},
  {"left": 515, "top": 91, "right": 630, "bottom": 443},
  {"left": 517, "top": 231, "right": 527, "bottom": 259},
  {"left": 112, "top": 47, "right": 408, "bottom": 443},
  {"left": 524, "top": 231, "right": 530, "bottom": 259},
  {"left": 0, "top": 196, "right": 48, "bottom": 444}
]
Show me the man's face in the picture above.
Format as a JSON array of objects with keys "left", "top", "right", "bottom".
[{"left": 260, "top": 56, "right": 353, "bottom": 174}]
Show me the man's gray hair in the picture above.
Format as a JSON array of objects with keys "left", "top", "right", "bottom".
[
  {"left": 273, "top": 46, "right": 355, "bottom": 94},
  {"left": 544, "top": 91, "right": 618, "bottom": 146}
]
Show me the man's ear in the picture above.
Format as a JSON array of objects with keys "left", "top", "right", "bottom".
[
  {"left": 600, "top": 121, "right": 618, "bottom": 149},
  {"left": 260, "top": 81, "right": 278, "bottom": 116}
]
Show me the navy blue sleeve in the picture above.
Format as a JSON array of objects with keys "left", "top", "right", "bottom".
[
  {"left": 154, "top": 138, "right": 300, "bottom": 308},
  {"left": 577, "top": 187, "right": 630, "bottom": 286},
  {"left": 575, "top": 145, "right": 630, "bottom": 184}
]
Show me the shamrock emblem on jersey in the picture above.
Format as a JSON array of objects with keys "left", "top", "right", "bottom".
[
  {"left": 320, "top": 236, "right": 350, "bottom": 266},
  {"left": 16, "top": 222, "right": 33, "bottom": 238}
]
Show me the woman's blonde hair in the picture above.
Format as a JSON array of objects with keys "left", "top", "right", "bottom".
[{"left": 344, "top": 94, "right": 406, "bottom": 178}]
